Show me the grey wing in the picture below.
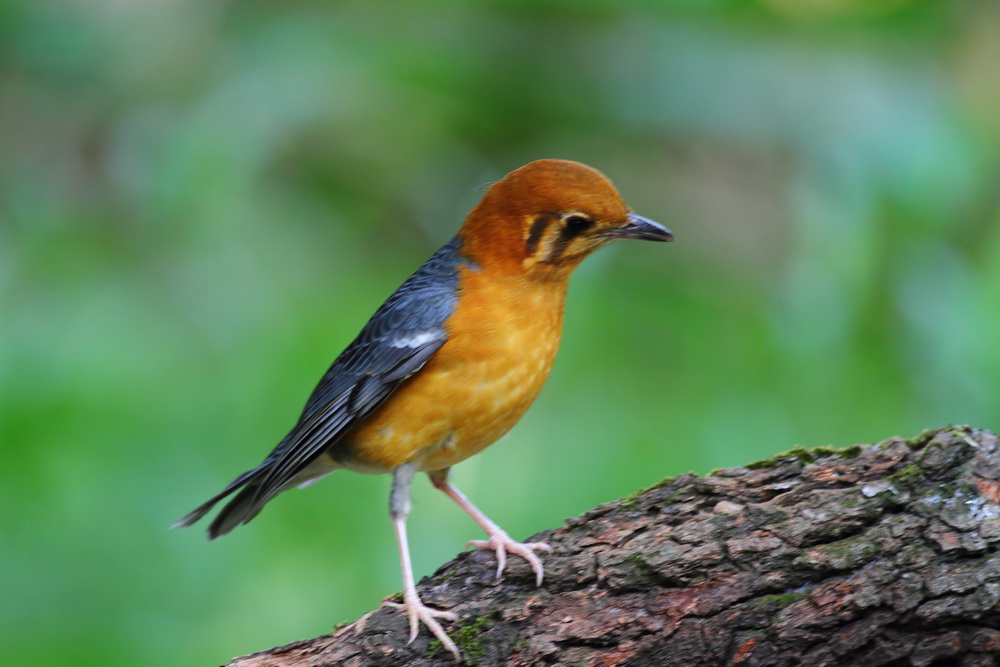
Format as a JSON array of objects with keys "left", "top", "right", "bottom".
[
  {"left": 174, "top": 237, "right": 467, "bottom": 538},
  {"left": 252, "top": 320, "right": 448, "bottom": 502}
]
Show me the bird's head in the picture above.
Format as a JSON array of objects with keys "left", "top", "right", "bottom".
[{"left": 458, "top": 159, "right": 674, "bottom": 280}]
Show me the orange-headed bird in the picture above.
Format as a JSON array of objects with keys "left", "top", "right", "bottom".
[{"left": 175, "top": 159, "right": 674, "bottom": 659}]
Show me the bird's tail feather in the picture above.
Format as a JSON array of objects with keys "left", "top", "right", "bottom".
[
  {"left": 205, "top": 483, "right": 272, "bottom": 538},
  {"left": 172, "top": 467, "right": 267, "bottom": 539},
  {"left": 174, "top": 445, "right": 339, "bottom": 539}
]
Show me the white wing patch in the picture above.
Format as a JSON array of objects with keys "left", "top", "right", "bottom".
[{"left": 389, "top": 331, "right": 439, "bottom": 349}]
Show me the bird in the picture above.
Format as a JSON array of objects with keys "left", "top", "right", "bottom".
[{"left": 174, "top": 158, "right": 674, "bottom": 659}]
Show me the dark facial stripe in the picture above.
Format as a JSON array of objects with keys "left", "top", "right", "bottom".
[
  {"left": 546, "top": 230, "right": 575, "bottom": 262},
  {"left": 545, "top": 217, "right": 594, "bottom": 262},
  {"left": 525, "top": 215, "right": 556, "bottom": 256}
]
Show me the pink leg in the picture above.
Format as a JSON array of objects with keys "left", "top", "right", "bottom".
[
  {"left": 388, "top": 514, "right": 459, "bottom": 658},
  {"left": 429, "top": 471, "right": 552, "bottom": 586},
  {"left": 384, "top": 464, "right": 460, "bottom": 660}
]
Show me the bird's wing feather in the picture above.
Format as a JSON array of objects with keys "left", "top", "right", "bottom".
[
  {"left": 248, "top": 237, "right": 467, "bottom": 506},
  {"left": 175, "top": 237, "right": 470, "bottom": 537}
]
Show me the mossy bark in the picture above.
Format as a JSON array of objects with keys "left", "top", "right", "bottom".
[{"left": 225, "top": 426, "right": 1000, "bottom": 666}]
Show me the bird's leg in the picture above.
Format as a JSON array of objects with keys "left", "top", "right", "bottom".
[
  {"left": 385, "top": 463, "right": 460, "bottom": 660},
  {"left": 429, "top": 469, "right": 552, "bottom": 586}
]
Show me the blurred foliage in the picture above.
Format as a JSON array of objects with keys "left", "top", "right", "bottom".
[{"left": 2, "top": 0, "right": 999, "bottom": 664}]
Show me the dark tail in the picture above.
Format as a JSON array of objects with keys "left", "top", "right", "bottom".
[{"left": 172, "top": 467, "right": 271, "bottom": 539}]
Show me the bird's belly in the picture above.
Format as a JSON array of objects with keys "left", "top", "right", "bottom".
[{"left": 342, "top": 285, "right": 563, "bottom": 473}]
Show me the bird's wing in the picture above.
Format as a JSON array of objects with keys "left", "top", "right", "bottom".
[
  {"left": 173, "top": 237, "right": 470, "bottom": 537},
  {"left": 249, "top": 237, "right": 467, "bottom": 505}
]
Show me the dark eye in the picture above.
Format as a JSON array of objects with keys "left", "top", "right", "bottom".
[{"left": 564, "top": 214, "right": 593, "bottom": 233}]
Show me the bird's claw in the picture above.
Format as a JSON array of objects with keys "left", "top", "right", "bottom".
[
  {"left": 383, "top": 596, "right": 460, "bottom": 660},
  {"left": 466, "top": 533, "right": 552, "bottom": 586}
]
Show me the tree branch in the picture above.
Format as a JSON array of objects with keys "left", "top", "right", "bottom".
[{"left": 225, "top": 426, "right": 1000, "bottom": 666}]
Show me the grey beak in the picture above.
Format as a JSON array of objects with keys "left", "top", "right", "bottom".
[{"left": 606, "top": 213, "right": 675, "bottom": 242}]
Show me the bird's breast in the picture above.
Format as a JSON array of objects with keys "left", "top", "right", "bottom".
[{"left": 342, "top": 268, "right": 568, "bottom": 473}]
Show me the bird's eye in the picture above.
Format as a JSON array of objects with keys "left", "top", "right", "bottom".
[{"left": 563, "top": 215, "right": 593, "bottom": 233}]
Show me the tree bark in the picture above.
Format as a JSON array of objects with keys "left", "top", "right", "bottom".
[{"left": 225, "top": 426, "right": 1000, "bottom": 666}]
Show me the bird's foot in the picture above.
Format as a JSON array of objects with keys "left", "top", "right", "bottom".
[
  {"left": 383, "top": 593, "right": 460, "bottom": 660},
  {"left": 466, "top": 529, "right": 552, "bottom": 586}
]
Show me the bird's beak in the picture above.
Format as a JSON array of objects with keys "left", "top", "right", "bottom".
[{"left": 604, "top": 213, "right": 675, "bottom": 242}]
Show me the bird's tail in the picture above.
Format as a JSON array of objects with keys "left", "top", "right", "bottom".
[{"left": 172, "top": 467, "right": 271, "bottom": 539}]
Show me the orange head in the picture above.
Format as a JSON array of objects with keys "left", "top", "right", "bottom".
[{"left": 458, "top": 159, "right": 674, "bottom": 280}]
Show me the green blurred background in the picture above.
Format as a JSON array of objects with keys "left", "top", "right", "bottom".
[{"left": 2, "top": 1, "right": 999, "bottom": 664}]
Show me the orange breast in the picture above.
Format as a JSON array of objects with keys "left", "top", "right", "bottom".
[{"left": 342, "top": 266, "right": 567, "bottom": 473}]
